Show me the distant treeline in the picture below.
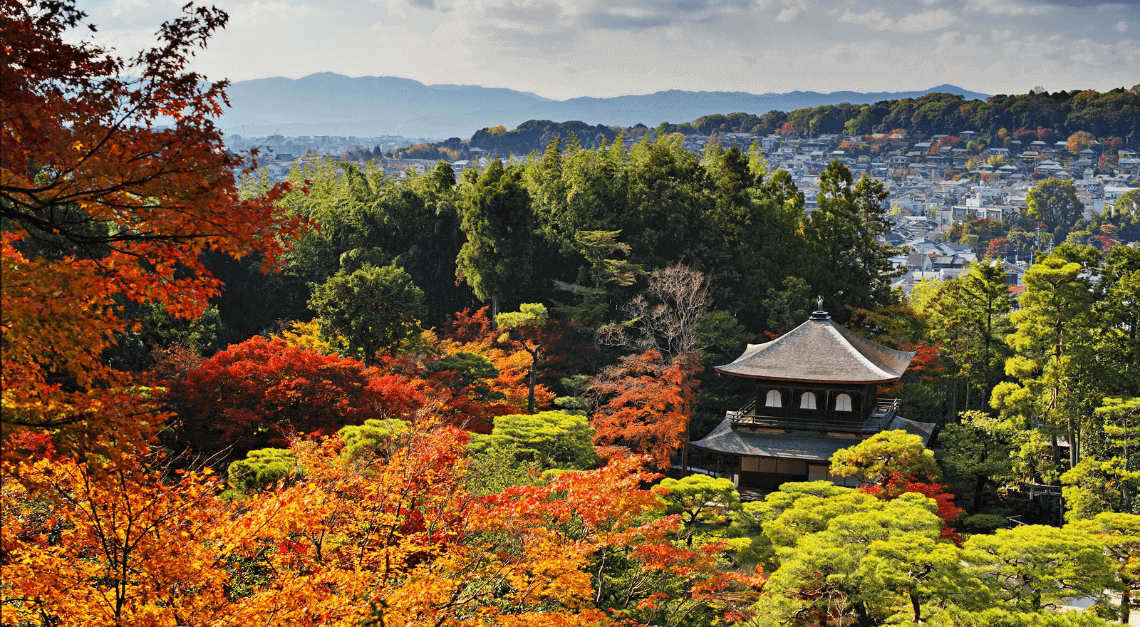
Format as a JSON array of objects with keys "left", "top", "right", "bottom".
[{"left": 443, "top": 87, "right": 1139, "bottom": 157}]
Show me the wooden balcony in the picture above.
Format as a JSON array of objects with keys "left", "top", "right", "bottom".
[{"left": 728, "top": 398, "right": 900, "bottom": 435}]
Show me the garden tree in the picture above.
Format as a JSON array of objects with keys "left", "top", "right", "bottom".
[
  {"left": 1061, "top": 458, "right": 1135, "bottom": 522},
  {"left": 0, "top": 452, "right": 233, "bottom": 625},
  {"left": 226, "top": 448, "right": 300, "bottom": 493},
  {"left": 804, "top": 160, "right": 896, "bottom": 318},
  {"left": 1094, "top": 246, "right": 1140, "bottom": 398},
  {"left": 963, "top": 525, "right": 1115, "bottom": 612},
  {"left": 336, "top": 417, "right": 410, "bottom": 461},
  {"left": 423, "top": 351, "right": 503, "bottom": 404},
  {"left": 308, "top": 263, "right": 426, "bottom": 366},
  {"left": 658, "top": 474, "right": 743, "bottom": 548},
  {"left": 939, "top": 410, "right": 1022, "bottom": 512},
  {"left": 551, "top": 230, "right": 642, "bottom": 342},
  {"left": 1097, "top": 396, "right": 1140, "bottom": 513},
  {"left": 455, "top": 158, "right": 535, "bottom": 317},
  {"left": 830, "top": 430, "right": 939, "bottom": 487},
  {"left": 1071, "top": 512, "right": 1140, "bottom": 624},
  {"left": 1026, "top": 178, "right": 1083, "bottom": 231},
  {"left": 993, "top": 250, "right": 1100, "bottom": 468},
  {"left": 831, "top": 431, "right": 963, "bottom": 539},
  {"left": 168, "top": 336, "right": 428, "bottom": 458},
  {"left": 752, "top": 491, "right": 971, "bottom": 626},
  {"left": 588, "top": 350, "right": 695, "bottom": 469},
  {"left": 0, "top": 0, "right": 308, "bottom": 462},
  {"left": 496, "top": 303, "right": 552, "bottom": 414},
  {"left": 927, "top": 260, "right": 1015, "bottom": 410},
  {"left": 467, "top": 410, "right": 600, "bottom": 470}
]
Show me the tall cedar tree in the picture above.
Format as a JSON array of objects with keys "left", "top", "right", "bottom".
[{"left": 455, "top": 159, "right": 534, "bottom": 317}]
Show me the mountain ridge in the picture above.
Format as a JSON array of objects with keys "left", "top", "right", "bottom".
[{"left": 218, "top": 73, "right": 992, "bottom": 139}]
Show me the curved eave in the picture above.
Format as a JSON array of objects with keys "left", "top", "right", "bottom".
[{"left": 712, "top": 365, "right": 903, "bottom": 385}]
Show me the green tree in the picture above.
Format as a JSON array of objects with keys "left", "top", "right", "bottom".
[
  {"left": 495, "top": 303, "right": 551, "bottom": 414},
  {"left": 308, "top": 263, "right": 425, "bottom": 366},
  {"left": 1096, "top": 397, "right": 1140, "bottom": 513},
  {"left": 804, "top": 160, "right": 896, "bottom": 317},
  {"left": 993, "top": 251, "right": 1099, "bottom": 469},
  {"left": 964, "top": 524, "right": 1114, "bottom": 612},
  {"left": 927, "top": 260, "right": 1015, "bottom": 410},
  {"left": 658, "top": 474, "right": 742, "bottom": 548},
  {"left": 467, "top": 410, "right": 599, "bottom": 470},
  {"left": 455, "top": 159, "right": 534, "bottom": 317},
  {"left": 830, "top": 430, "right": 940, "bottom": 487},
  {"left": 1071, "top": 512, "right": 1140, "bottom": 623},
  {"left": 753, "top": 490, "right": 969, "bottom": 626},
  {"left": 1027, "top": 178, "right": 1084, "bottom": 231},
  {"left": 939, "top": 411, "right": 1022, "bottom": 512},
  {"left": 550, "top": 230, "right": 641, "bottom": 343},
  {"left": 227, "top": 448, "right": 300, "bottom": 493}
]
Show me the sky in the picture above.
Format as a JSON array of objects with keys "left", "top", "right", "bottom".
[{"left": 81, "top": 0, "right": 1138, "bottom": 100}]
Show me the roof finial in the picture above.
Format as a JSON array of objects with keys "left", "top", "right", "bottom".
[{"left": 817, "top": 295, "right": 823, "bottom": 311}]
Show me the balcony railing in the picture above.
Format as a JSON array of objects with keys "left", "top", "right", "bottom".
[{"left": 728, "top": 397, "right": 900, "bottom": 434}]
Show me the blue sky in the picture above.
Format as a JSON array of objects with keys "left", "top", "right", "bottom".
[{"left": 82, "top": 0, "right": 1138, "bottom": 99}]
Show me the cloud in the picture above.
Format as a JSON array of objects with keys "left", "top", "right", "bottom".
[
  {"left": 966, "top": 0, "right": 1053, "bottom": 16},
  {"left": 838, "top": 8, "right": 956, "bottom": 32},
  {"left": 776, "top": 7, "right": 799, "bottom": 21},
  {"left": 1115, "top": 21, "right": 1127, "bottom": 32}
]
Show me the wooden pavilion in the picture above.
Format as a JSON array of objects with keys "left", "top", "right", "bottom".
[{"left": 690, "top": 306, "right": 936, "bottom": 490}]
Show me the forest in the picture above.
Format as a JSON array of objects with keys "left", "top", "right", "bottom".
[{"left": 3, "top": 2, "right": 1140, "bottom": 626}]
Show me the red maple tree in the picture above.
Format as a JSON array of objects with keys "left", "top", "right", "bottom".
[
  {"left": 589, "top": 350, "right": 696, "bottom": 469},
  {"left": 169, "top": 337, "right": 427, "bottom": 457}
]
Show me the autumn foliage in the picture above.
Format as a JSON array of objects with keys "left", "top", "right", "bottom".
[
  {"left": 1, "top": 1, "right": 308, "bottom": 460},
  {"left": 168, "top": 336, "right": 430, "bottom": 457},
  {"left": 1, "top": 425, "right": 763, "bottom": 626},
  {"left": 589, "top": 350, "right": 696, "bottom": 469}
]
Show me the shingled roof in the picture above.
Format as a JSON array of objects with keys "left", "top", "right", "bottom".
[
  {"left": 715, "top": 312, "right": 915, "bottom": 384},
  {"left": 690, "top": 415, "right": 936, "bottom": 461}
]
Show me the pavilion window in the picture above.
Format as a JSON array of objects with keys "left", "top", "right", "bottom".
[
  {"left": 799, "top": 391, "right": 817, "bottom": 410},
  {"left": 765, "top": 390, "right": 782, "bottom": 407},
  {"left": 835, "top": 393, "right": 853, "bottom": 412}
]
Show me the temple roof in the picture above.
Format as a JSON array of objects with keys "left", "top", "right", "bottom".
[
  {"left": 715, "top": 312, "right": 915, "bottom": 384},
  {"left": 690, "top": 415, "right": 936, "bottom": 461}
]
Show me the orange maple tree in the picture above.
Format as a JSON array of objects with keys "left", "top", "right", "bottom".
[
  {"left": 1, "top": 0, "right": 308, "bottom": 461},
  {"left": 589, "top": 350, "right": 696, "bottom": 469}
]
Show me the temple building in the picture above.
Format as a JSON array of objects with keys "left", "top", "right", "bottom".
[{"left": 690, "top": 305, "right": 936, "bottom": 490}]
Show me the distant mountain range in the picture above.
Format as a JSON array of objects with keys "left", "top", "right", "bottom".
[{"left": 218, "top": 72, "right": 992, "bottom": 140}]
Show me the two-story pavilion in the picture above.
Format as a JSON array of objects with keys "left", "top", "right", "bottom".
[{"left": 690, "top": 307, "right": 936, "bottom": 490}]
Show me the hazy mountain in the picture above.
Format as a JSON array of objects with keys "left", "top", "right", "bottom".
[{"left": 218, "top": 73, "right": 991, "bottom": 139}]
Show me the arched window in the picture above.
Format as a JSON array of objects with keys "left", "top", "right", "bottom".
[
  {"left": 799, "top": 391, "right": 817, "bottom": 410},
  {"left": 765, "top": 390, "right": 782, "bottom": 408},
  {"left": 835, "top": 393, "right": 853, "bottom": 412}
]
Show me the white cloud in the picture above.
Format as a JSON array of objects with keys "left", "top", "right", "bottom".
[
  {"left": 966, "top": 0, "right": 1052, "bottom": 17},
  {"left": 837, "top": 9, "right": 956, "bottom": 32},
  {"left": 74, "top": 0, "right": 1138, "bottom": 102},
  {"left": 776, "top": 7, "right": 799, "bottom": 21}
]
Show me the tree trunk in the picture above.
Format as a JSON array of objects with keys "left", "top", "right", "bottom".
[
  {"left": 1067, "top": 416, "right": 1077, "bottom": 468},
  {"left": 527, "top": 357, "right": 537, "bottom": 414},
  {"left": 1120, "top": 584, "right": 1131, "bottom": 625},
  {"left": 910, "top": 588, "right": 922, "bottom": 624}
]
